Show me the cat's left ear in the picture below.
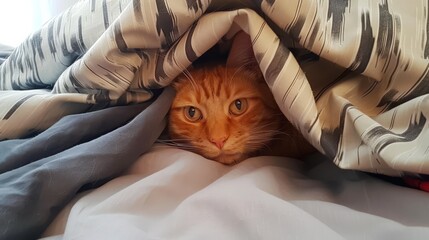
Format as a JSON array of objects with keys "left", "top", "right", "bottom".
[{"left": 226, "top": 31, "right": 258, "bottom": 68}]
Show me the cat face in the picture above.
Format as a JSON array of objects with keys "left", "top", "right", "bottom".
[{"left": 168, "top": 66, "right": 282, "bottom": 164}]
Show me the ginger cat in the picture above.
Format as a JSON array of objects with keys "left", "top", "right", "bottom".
[{"left": 168, "top": 32, "right": 314, "bottom": 164}]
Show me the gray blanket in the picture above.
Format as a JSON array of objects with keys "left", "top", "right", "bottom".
[
  {"left": 0, "top": 88, "right": 174, "bottom": 239},
  {"left": 2, "top": 0, "right": 429, "bottom": 239}
]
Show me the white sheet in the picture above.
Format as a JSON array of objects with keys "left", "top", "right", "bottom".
[{"left": 43, "top": 145, "right": 429, "bottom": 240}]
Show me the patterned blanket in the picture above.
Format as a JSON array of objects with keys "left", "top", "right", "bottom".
[{"left": 1, "top": 0, "right": 429, "bottom": 239}]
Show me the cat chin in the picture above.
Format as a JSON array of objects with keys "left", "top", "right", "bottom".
[{"left": 212, "top": 152, "right": 247, "bottom": 165}]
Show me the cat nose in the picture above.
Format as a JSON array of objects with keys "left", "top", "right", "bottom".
[{"left": 210, "top": 136, "right": 228, "bottom": 149}]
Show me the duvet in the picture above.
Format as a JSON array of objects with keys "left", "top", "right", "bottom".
[{"left": 1, "top": 0, "right": 429, "bottom": 239}]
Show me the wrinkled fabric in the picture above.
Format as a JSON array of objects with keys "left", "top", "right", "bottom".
[
  {"left": 47, "top": 146, "right": 429, "bottom": 240},
  {"left": 0, "top": 88, "right": 174, "bottom": 240},
  {"left": 2, "top": 0, "right": 429, "bottom": 175},
  {"left": 2, "top": 0, "right": 429, "bottom": 239}
]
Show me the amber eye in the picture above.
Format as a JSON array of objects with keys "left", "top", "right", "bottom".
[
  {"left": 184, "top": 106, "right": 203, "bottom": 122},
  {"left": 229, "top": 98, "right": 248, "bottom": 116}
]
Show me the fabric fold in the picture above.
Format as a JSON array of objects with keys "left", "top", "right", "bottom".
[{"left": 0, "top": 87, "right": 174, "bottom": 240}]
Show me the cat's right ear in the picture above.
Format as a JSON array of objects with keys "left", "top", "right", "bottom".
[{"left": 226, "top": 31, "right": 258, "bottom": 68}]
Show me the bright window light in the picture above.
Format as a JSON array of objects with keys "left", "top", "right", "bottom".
[{"left": 0, "top": 0, "right": 76, "bottom": 47}]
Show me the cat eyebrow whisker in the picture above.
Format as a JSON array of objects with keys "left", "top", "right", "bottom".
[
  {"left": 181, "top": 69, "right": 198, "bottom": 92},
  {"left": 229, "top": 57, "right": 259, "bottom": 83},
  {"left": 229, "top": 65, "right": 248, "bottom": 84}
]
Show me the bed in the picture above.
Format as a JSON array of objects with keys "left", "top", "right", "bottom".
[{"left": 1, "top": 0, "right": 429, "bottom": 239}]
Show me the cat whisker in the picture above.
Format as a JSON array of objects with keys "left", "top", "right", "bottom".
[
  {"left": 253, "top": 122, "right": 280, "bottom": 130},
  {"left": 252, "top": 128, "right": 287, "bottom": 137},
  {"left": 181, "top": 69, "right": 199, "bottom": 92},
  {"left": 157, "top": 138, "right": 205, "bottom": 152},
  {"left": 167, "top": 143, "right": 199, "bottom": 151},
  {"left": 164, "top": 51, "right": 198, "bottom": 91},
  {"left": 157, "top": 138, "right": 187, "bottom": 145},
  {"left": 227, "top": 56, "right": 261, "bottom": 82},
  {"left": 244, "top": 130, "right": 285, "bottom": 148},
  {"left": 229, "top": 64, "right": 249, "bottom": 83}
]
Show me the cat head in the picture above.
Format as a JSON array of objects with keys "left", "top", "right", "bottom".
[{"left": 168, "top": 32, "right": 282, "bottom": 164}]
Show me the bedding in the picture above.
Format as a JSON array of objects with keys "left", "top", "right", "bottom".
[
  {"left": 42, "top": 145, "right": 429, "bottom": 240},
  {"left": 1, "top": 0, "right": 429, "bottom": 239},
  {"left": 0, "top": 44, "right": 13, "bottom": 65}
]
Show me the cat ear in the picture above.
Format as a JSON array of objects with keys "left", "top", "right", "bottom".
[{"left": 226, "top": 31, "right": 258, "bottom": 68}]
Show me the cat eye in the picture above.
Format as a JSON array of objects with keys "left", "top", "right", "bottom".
[
  {"left": 229, "top": 98, "right": 248, "bottom": 116},
  {"left": 184, "top": 106, "right": 203, "bottom": 122}
]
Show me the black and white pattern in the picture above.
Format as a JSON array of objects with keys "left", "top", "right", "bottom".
[{"left": 1, "top": 0, "right": 429, "bottom": 176}]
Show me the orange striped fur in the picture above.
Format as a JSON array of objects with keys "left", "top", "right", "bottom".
[
  {"left": 168, "top": 65, "right": 313, "bottom": 164},
  {"left": 168, "top": 31, "right": 313, "bottom": 164}
]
